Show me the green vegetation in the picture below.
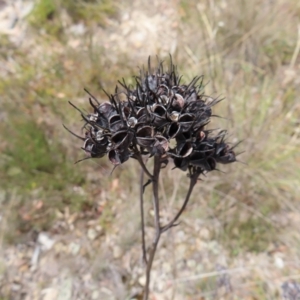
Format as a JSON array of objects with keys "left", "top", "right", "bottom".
[
  {"left": 28, "top": 0, "right": 117, "bottom": 36},
  {"left": 0, "top": 113, "right": 88, "bottom": 241}
]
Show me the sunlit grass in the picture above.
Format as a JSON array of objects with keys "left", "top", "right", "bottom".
[{"left": 172, "top": 0, "right": 300, "bottom": 254}]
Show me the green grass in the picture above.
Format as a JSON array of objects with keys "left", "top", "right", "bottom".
[
  {"left": 0, "top": 115, "right": 88, "bottom": 241},
  {"left": 0, "top": 20, "right": 136, "bottom": 242},
  {"left": 28, "top": 0, "right": 117, "bottom": 37}
]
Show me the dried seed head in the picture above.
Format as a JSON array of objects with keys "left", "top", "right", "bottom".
[{"left": 67, "top": 56, "right": 239, "bottom": 172}]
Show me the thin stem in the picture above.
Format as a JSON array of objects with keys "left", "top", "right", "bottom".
[
  {"left": 152, "top": 155, "right": 161, "bottom": 234},
  {"left": 134, "top": 148, "right": 153, "bottom": 180},
  {"left": 143, "top": 155, "right": 161, "bottom": 300},
  {"left": 140, "top": 168, "right": 147, "bottom": 264},
  {"left": 144, "top": 234, "right": 160, "bottom": 300},
  {"left": 160, "top": 170, "right": 199, "bottom": 233}
]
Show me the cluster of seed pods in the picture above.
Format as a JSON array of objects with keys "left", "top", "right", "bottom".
[{"left": 68, "top": 58, "right": 236, "bottom": 174}]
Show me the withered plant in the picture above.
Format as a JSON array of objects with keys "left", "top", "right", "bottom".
[{"left": 65, "top": 57, "right": 238, "bottom": 299}]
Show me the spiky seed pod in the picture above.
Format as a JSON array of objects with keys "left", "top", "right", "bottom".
[
  {"left": 111, "top": 130, "right": 134, "bottom": 149},
  {"left": 151, "top": 136, "right": 169, "bottom": 156},
  {"left": 66, "top": 57, "right": 238, "bottom": 176},
  {"left": 108, "top": 148, "right": 130, "bottom": 165}
]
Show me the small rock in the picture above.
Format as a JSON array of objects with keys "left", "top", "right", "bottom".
[
  {"left": 187, "top": 259, "right": 196, "bottom": 269},
  {"left": 11, "top": 283, "right": 21, "bottom": 291},
  {"left": 38, "top": 232, "right": 55, "bottom": 251},
  {"left": 162, "top": 262, "right": 171, "bottom": 273},
  {"left": 138, "top": 275, "right": 146, "bottom": 286},
  {"left": 58, "top": 277, "right": 72, "bottom": 300},
  {"left": 199, "top": 227, "right": 210, "bottom": 240},
  {"left": 30, "top": 245, "right": 40, "bottom": 269},
  {"left": 208, "top": 240, "right": 220, "bottom": 254},
  {"left": 196, "top": 264, "right": 204, "bottom": 273},
  {"left": 87, "top": 228, "right": 97, "bottom": 240},
  {"left": 42, "top": 288, "right": 58, "bottom": 300},
  {"left": 176, "top": 243, "right": 187, "bottom": 256},
  {"left": 113, "top": 246, "right": 122, "bottom": 259},
  {"left": 68, "top": 242, "right": 81, "bottom": 255},
  {"left": 274, "top": 255, "right": 284, "bottom": 269},
  {"left": 19, "top": 2, "right": 34, "bottom": 19},
  {"left": 92, "top": 290, "right": 100, "bottom": 299},
  {"left": 87, "top": 220, "right": 98, "bottom": 227},
  {"left": 196, "top": 238, "right": 207, "bottom": 250},
  {"left": 95, "top": 225, "right": 103, "bottom": 233},
  {"left": 175, "top": 230, "right": 186, "bottom": 243},
  {"left": 156, "top": 280, "right": 165, "bottom": 292},
  {"left": 54, "top": 242, "right": 68, "bottom": 253},
  {"left": 69, "top": 23, "right": 86, "bottom": 35}
]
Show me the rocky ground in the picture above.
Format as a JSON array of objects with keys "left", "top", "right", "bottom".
[{"left": 2, "top": 205, "right": 300, "bottom": 299}]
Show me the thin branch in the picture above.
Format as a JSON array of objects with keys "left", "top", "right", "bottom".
[
  {"left": 134, "top": 148, "right": 153, "bottom": 180},
  {"left": 143, "top": 155, "right": 161, "bottom": 300},
  {"left": 152, "top": 155, "right": 161, "bottom": 234},
  {"left": 160, "top": 170, "right": 199, "bottom": 233},
  {"left": 140, "top": 168, "right": 147, "bottom": 265},
  {"left": 143, "top": 179, "right": 152, "bottom": 193}
]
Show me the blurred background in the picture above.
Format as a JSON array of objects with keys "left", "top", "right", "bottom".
[{"left": 0, "top": 0, "right": 300, "bottom": 299}]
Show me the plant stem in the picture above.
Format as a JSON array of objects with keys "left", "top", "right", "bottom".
[
  {"left": 142, "top": 166, "right": 200, "bottom": 299},
  {"left": 160, "top": 169, "right": 199, "bottom": 233},
  {"left": 143, "top": 155, "right": 161, "bottom": 300},
  {"left": 134, "top": 147, "right": 153, "bottom": 179},
  {"left": 140, "top": 168, "right": 147, "bottom": 264},
  {"left": 152, "top": 156, "right": 161, "bottom": 233}
]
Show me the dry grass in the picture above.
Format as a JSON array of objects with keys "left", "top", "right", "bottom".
[
  {"left": 178, "top": 0, "right": 299, "bottom": 228},
  {"left": 0, "top": 0, "right": 300, "bottom": 298}
]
